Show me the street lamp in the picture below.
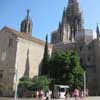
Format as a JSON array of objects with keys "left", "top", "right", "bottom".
[
  {"left": 14, "top": 38, "right": 19, "bottom": 100},
  {"left": 84, "top": 71, "right": 86, "bottom": 92},
  {"left": 14, "top": 66, "right": 18, "bottom": 100},
  {"left": 84, "top": 71, "right": 87, "bottom": 100}
]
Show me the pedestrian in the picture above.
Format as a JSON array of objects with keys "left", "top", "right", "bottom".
[
  {"left": 45, "top": 91, "right": 49, "bottom": 100},
  {"left": 48, "top": 90, "right": 52, "bottom": 100},
  {"left": 73, "top": 89, "right": 79, "bottom": 100},
  {"left": 83, "top": 90, "right": 87, "bottom": 100},
  {"left": 36, "top": 90, "right": 39, "bottom": 100},
  {"left": 39, "top": 90, "right": 43, "bottom": 100},
  {"left": 65, "top": 90, "right": 70, "bottom": 100},
  {"left": 79, "top": 90, "right": 84, "bottom": 100}
]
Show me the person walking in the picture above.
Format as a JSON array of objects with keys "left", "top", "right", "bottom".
[
  {"left": 73, "top": 89, "right": 79, "bottom": 100},
  {"left": 45, "top": 91, "right": 49, "bottom": 100},
  {"left": 36, "top": 90, "right": 39, "bottom": 100},
  {"left": 65, "top": 90, "right": 70, "bottom": 100},
  {"left": 79, "top": 90, "right": 84, "bottom": 100}
]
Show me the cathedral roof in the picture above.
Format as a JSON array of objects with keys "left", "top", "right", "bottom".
[{"left": 1, "top": 26, "right": 53, "bottom": 48}]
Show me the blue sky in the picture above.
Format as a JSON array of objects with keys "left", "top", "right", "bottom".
[{"left": 0, "top": 0, "right": 100, "bottom": 41}]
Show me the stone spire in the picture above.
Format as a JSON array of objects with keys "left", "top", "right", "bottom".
[
  {"left": 20, "top": 9, "right": 33, "bottom": 36},
  {"left": 66, "top": 0, "right": 83, "bottom": 41},
  {"left": 67, "top": 0, "right": 81, "bottom": 16},
  {"left": 68, "top": 0, "right": 78, "bottom": 4},
  {"left": 51, "top": 0, "right": 83, "bottom": 44},
  {"left": 26, "top": 9, "right": 30, "bottom": 20},
  {"left": 63, "top": 7, "right": 66, "bottom": 17},
  {"left": 96, "top": 24, "right": 100, "bottom": 39}
]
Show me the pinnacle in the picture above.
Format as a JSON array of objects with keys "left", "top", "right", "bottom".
[{"left": 68, "top": 0, "right": 78, "bottom": 4}]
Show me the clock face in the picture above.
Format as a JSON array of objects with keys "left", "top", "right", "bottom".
[{"left": 1, "top": 51, "right": 6, "bottom": 61}]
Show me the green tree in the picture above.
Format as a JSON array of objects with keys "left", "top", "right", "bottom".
[
  {"left": 48, "top": 50, "right": 84, "bottom": 90},
  {"left": 18, "top": 76, "right": 51, "bottom": 96},
  {"left": 18, "top": 76, "right": 34, "bottom": 97},
  {"left": 67, "top": 51, "right": 84, "bottom": 90},
  {"left": 32, "top": 76, "right": 51, "bottom": 92},
  {"left": 48, "top": 50, "right": 70, "bottom": 84},
  {"left": 18, "top": 76, "right": 34, "bottom": 90},
  {"left": 41, "top": 35, "right": 49, "bottom": 75}
]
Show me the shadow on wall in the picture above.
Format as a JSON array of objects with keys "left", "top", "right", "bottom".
[
  {"left": 38, "top": 60, "right": 42, "bottom": 76},
  {"left": 24, "top": 49, "right": 30, "bottom": 77},
  {"left": 0, "top": 84, "right": 5, "bottom": 96}
]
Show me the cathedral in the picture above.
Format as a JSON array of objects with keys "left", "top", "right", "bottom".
[
  {"left": 0, "top": 0, "right": 100, "bottom": 96},
  {"left": 51, "top": 0, "right": 100, "bottom": 96}
]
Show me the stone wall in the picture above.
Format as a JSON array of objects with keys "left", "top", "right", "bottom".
[
  {"left": 0, "top": 27, "right": 53, "bottom": 96},
  {"left": 13, "top": 36, "right": 52, "bottom": 95},
  {"left": 0, "top": 28, "right": 17, "bottom": 96},
  {"left": 93, "top": 39, "right": 100, "bottom": 95}
]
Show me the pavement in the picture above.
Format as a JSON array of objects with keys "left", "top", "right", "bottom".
[{"left": 0, "top": 97, "right": 100, "bottom": 100}]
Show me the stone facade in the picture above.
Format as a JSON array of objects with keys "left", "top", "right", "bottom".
[
  {"left": 51, "top": 0, "right": 83, "bottom": 44},
  {"left": 0, "top": 27, "right": 52, "bottom": 96},
  {"left": 51, "top": 0, "right": 100, "bottom": 96},
  {"left": 0, "top": 28, "right": 17, "bottom": 96},
  {"left": 0, "top": 0, "right": 100, "bottom": 96},
  {"left": 90, "top": 39, "right": 100, "bottom": 95}
]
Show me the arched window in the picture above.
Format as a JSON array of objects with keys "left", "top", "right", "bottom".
[
  {"left": 0, "top": 70, "right": 3, "bottom": 79},
  {"left": 9, "top": 39, "right": 13, "bottom": 47}
]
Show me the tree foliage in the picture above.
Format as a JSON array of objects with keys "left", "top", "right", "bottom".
[
  {"left": 18, "top": 76, "right": 51, "bottom": 96},
  {"left": 67, "top": 51, "right": 84, "bottom": 90},
  {"left": 32, "top": 76, "right": 51, "bottom": 92},
  {"left": 41, "top": 35, "right": 49, "bottom": 75},
  {"left": 18, "top": 76, "right": 34, "bottom": 97},
  {"left": 18, "top": 76, "right": 34, "bottom": 91},
  {"left": 48, "top": 50, "right": 84, "bottom": 90}
]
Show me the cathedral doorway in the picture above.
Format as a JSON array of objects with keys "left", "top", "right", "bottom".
[
  {"left": 0, "top": 90, "right": 2, "bottom": 96},
  {"left": 0, "top": 84, "right": 4, "bottom": 96}
]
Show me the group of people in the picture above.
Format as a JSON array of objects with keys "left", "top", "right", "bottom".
[
  {"left": 36, "top": 90, "right": 52, "bottom": 100},
  {"left": 35, "top": 89, "right": 88, "bottom": 100},
  {"left": 65, "top": 89, "right": 88, "bottom": 100}
]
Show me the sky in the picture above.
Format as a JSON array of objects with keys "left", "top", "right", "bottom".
[{"left": 0, "top": 0, "right": 100, "bottom": 41}]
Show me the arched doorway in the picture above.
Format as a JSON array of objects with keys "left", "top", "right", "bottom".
[
  {"left": 0, "top": 84, "right": 4, "bottom": 96},
  {"left": 0, "top": 90, "right": 2, "bottom": 96}
]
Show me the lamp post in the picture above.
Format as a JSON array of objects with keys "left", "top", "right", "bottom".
[
  {"left": 14, "top": 39, "right": 19, "bottom": 100},
  {"left": 84, "top": 71, "right": 87, "bottom": 100},
  {"left": 84, "top": 71, "right": 86, "bottom": 92},
  {"left": 14, "top": 67, "right": 18, "bottom": 100}
]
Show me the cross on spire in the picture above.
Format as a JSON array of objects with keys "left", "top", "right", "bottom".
[
  {"left": 68, "top": 0, "right": 78, "bottom": 4},
  {"left": 26, "top": 9, "right": 30, "bottom": 19},
  {"left": 96, "top": 23, "right": 100, "bottom": 39}
]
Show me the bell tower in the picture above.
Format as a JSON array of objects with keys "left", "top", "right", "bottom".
[
  {"left": 66, "top": 0, "right": 83, "bottom": 41},
  {"left": 20, "top": 9, "right": 33, "bottom": 36},
  {"left": 51, "top": 0, "right": 83, "bottom": 44}
]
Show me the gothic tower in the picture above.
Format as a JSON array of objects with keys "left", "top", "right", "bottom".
[
  {"left": 20, "top": 9, "right": 33, "bottom": 36},
  {"left": 66, "top": 0, "right": 83, "bottom": 41},
  {"left": 51, "top": 0, "right": 83, "bottom": 43},
  {"left": 96, "top": 24, "right": 100, "bottom": 39}
]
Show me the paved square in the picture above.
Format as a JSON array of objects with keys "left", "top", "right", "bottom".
[{"left": 0, "top": 97, "right": 100, "bottom": 100}]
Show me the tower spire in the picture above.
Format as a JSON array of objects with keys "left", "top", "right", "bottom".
[
  {"left": 20, "top": 9, "right": 33, "bottom": 36},
  {"left": 63, "top": 7, "right": 66, "bottom": 16},
  {"left": 26, "top": 9, "right": 30, "bottom": 20},
  {"left": 68, "top": 0, "right": 78, "bottom": 4},
  {"left": 96, "top": 23, "right": 100, "bottom": 39},
  {"left": 66, "top": 0, "right": 82, "bottom": 41}
]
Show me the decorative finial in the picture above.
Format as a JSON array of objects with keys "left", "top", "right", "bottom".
[
  {"left": 27, "top": 9, "right": 30, "bottom": 19},
  {"left": 96, "top": 23, "right": 100, "bottom": 38},
  {"left": 68, "top": 0, "right": 78, "bottom": 4},
  {"left": 63, "top": 7, "right": 66, "bottom": 16}
]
